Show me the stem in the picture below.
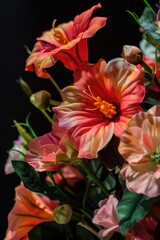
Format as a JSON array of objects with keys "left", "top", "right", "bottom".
[
  {"left": 78, "top": 222, "right": 101, "bottom": 239},
  {"left": 49, "top": 99, "right": 61, "bottom": 106},
  {"left": 140, "top": 60, "right": 153, "bottom": 75},
  {"left": 49, "top": 76, "right": 61, "bottom": 95},
  {"left": 143, "top": 0, "right": 155, "bottom": 13},
  {"left": 154, "top": 43, "right": 160, "bottom": 75},
  {"left": 79, "top": 160, "right": 109, "bottom": 197},
  {"left": 40, "top": 109, "right": 53, "bottom": 124}
]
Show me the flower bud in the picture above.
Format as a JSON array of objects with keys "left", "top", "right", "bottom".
[
  {"left": 17, "top": 78, "right": 33, "bottom": 97},
  {"left": 121, "top": 45, "right": 143, "bottom": 64},
  {"left": 30, "top": 90, "right": 51, "bottom": 110},
  {"left": 53, "top": 204, "right": 73, "bottom": 224}
]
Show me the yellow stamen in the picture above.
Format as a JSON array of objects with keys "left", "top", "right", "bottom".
[
  {"left": 94, "top": 96, "right": 117, "bottom": 119},
  {"left": 53, "top": 28, "right": 69, "bottom": 45}
]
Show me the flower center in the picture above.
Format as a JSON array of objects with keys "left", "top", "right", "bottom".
[
  {"left": 94, "top": 96, "right": 117, "bottom": 119},
  {"left": 53, "top": 28, "right": 69, "bottom": 45},
  {"left": 150, "top": 147, "right": 160, "bottom": 163}
]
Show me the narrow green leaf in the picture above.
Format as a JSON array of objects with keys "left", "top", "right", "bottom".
[
  {"left": 126, "top": 10, "right": 141, "bottom": 26},
  {"left": 143, "top": 0, "right": 155, "bottom": 13},
  {"left": 116, "top": 189, "right": 150, "bottom": 234},
  {"left": 12, "top": 160, "right": 43, "bottom": 193}
]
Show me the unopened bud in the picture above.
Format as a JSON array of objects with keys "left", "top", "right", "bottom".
[
  {"left": 30, "top": 90, "right": 51, "bottom": 110},
  {"left": 53, "top": 204, "right": 72, "bottom": 224},
  {"left": 17, "top": 78, "right": 33, "bottom": 97},
  {"left": 121, "top": 45, "right": 142, "bottom": 64}
]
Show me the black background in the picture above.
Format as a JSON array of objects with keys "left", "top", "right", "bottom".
[{"left": 1, "top": 0, "right": 156, "bottom": 239}]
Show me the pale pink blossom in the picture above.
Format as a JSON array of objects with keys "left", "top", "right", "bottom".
[
  {"left": 5, "top": 136, "right": 27, "bottom": 174},
  {"left": 119, "top": 105, "right": 160, "bottom": 197},
  {"left": 53, "top": 58, "right": 145, "bottom": 159},
  {"left": 92, "top": 195, "right": 120, "bottom": 239}
]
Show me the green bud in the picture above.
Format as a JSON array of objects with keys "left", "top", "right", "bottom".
[
  {"left": 53, "top": 204, "right": 73, "bottom": 224},
  {"left": 17, "top": 78, "right": 33, "bottom": 97},
  {"left": 30, "top": 90, "right": 51, "bottom": 110}
]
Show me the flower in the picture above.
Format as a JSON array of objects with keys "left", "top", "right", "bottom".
[
  {"left": 4, "top": 136, "right": 27, "bottom": 175},
  {"left": 26, "top": 121, "right": 77, "bottom": 171},
  {"left": 5, "top": 2, "right": 160, "bottom": 240},
  {"left": 92, "top": 195, "right": 157, "bottom": 240},
  {"left": 119, "top": 105, "right": 160, "bottom": 197},
  {"left": 25, "top": 3, "right": 107, "bottom": 78},
  {"left": 4, "top": 183, "right": 59, "bottom": 240},
  {"left": 53, "top": 58, "right": 145, "bottom": 159},
  {"left": 92, "top": 195, "right": 120, "bottom": 239}
]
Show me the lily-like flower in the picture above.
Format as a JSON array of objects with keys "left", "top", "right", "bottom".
[
  {"left": 25, "top": 3, "right": 107, "bottom": 78},
  {"left": 4, "top": 184, "right": 59, "bottom": 240},
  {"left": 119, "top": 105, "right": 160, "bottom": 197},
  {"left": 53, "top": 58, "right": 145, "bottom": 159},
  {"left": 26, "top": 122, "right": 77, "bottom": 172}
]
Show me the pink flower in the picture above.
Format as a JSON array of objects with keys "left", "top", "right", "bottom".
[
  {"left": 26, "top": 122, "right": 77, "bottom": 172},
  {"left": 25, "top": 3, "right": 107, "bottom": 78},
  {"left": 92, "top": 195, "right": 157, "bottom": 240},
  {"left": 4, "top": 184, "right": 59, "bottom": 240},
  {"left": 119, "top": 105, "right": 160, "bottom": 197},
  {"left": 92, "top": 195, "right": 120, "bottom": 239},
  {"left": 53, "top": 58, "right": 145, "bottom": 159}
]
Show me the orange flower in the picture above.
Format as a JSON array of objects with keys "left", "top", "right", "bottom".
[
  {"left": 25, "top": 3, "right": 107, "bottom": 78},
  {"left": 5, "top": 184, "right": 59, "bottom": 240}
]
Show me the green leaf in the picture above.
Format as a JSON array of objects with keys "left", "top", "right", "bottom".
[
  {"left": 139, "top": 7, "right": 160, "bottom": 47},
  {"left": 116, "top": 189, "right": 150, "bottom": 234},
  {"left": 143, "top": 90, "right": 160, "bottom": 106},
  {"left": 126, "top": 10, "right": 141, "bottom": 27},
  {"left": 12, "top": 160, "right": 43, "bottom": 193}
]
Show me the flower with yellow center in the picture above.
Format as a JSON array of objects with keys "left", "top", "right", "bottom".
[{"left": 53, "top": 58, "right": 145, "bottom": 159}]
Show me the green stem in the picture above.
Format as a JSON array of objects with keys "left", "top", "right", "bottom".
[
  {"left": 77, "top": 222, "right": 101, "bottom": 239},
  {"left": 49, "top": 76, "right": 61, "bottom": 95},
  {"left": 40, "top": 109, "right": 53, "bottom": 124},
  {"left": 49, "top": 99, "right": 61, "bottom": 106},
  {"left": 140, "top": 60, "right": 153, "bottom": 75},
  {"left": 154, "top": 43, "right": 160, "bottom": 75},
  {"left": 47, "top": 171, "right": 71, "bottom": 201},
  {"left": 79, "top": 160, "right": 109, "bottom": 197},
  {"left": 143, "top": 0, "right": 155, "bottom": 13}
]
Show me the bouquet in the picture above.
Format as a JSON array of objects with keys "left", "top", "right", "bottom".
[{"left": 4, "top": 1, "right": 160, "bottom": 239}]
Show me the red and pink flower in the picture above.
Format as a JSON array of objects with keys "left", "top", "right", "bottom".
[
  {"left": 53, "top": 58, "right": 145, "bottom": 159},
  {"left": 25, "top": 3, "right": 107, "bottom": 78}
]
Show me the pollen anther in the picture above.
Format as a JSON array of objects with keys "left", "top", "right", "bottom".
[
  {"left": 94, "top": 96, "right": 117, "bottom": 118},
  {"left": 54, "top": 28, "right": 69, "bottom": 45}
]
